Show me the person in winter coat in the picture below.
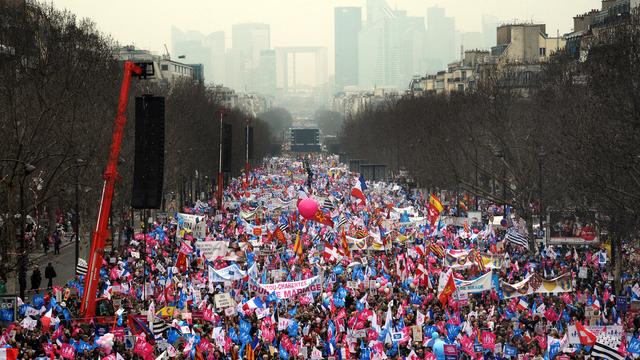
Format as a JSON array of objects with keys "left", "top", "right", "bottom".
[
  {"left": 30, "top": 266, "right": 42, "bottom": 290},
  {"left": 45, "top": 262, "right": 57, "bottom": 288}
]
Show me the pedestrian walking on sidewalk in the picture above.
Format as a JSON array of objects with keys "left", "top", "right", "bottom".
[
  {"left": 54, "top": 234, "right": 61, "bottom": 255},
  {"left": 42, "top": 236, "right": 49, "bottom": 255},
  {"left": 30, "top": 266, "right": 41, "bottom": 290},
  {"left": 45, "top": 262, "right": 57, "bottom": 288}
]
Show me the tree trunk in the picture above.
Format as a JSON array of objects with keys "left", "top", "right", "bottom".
[
  {"left": 613, "top": 234, "right": 622, "bottom": 296},
  {"left": 610, "top": 213, "right": 629, "bottom": 296}
]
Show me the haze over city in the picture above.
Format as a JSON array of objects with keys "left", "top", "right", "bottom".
[{"left": 54, "top": 0, "right": 600, "bottom": 76}]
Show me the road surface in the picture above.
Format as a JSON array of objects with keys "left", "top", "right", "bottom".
[{"left": 4, "top": 236, "right": 90, "bottom": 296}]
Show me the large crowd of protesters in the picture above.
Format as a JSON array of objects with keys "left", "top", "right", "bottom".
[{"left": 0, "top": 155, "right": 639, "bottom": 360}]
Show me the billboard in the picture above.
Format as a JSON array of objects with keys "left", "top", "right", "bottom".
[
  {"left": 547, "top": 209, "right": 599, "bottom": 245},
  {"left": 291, "top": 129, "right": 319, "bottom": 144},
  {"left": 290, "top": 128, "right": 321, "bottom": 152}
]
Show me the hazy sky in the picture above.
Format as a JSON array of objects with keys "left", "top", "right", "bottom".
[{"left": 52, "top": 0, "right": 600, "bottom": 74}]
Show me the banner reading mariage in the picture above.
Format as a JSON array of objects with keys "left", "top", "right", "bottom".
[{"left": 249, "top": 276, "right": 321, "bottom": 299}]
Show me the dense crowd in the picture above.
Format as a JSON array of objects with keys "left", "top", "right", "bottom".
[{"left": 1, "top": 155, "right": 639, "bottom": 360}]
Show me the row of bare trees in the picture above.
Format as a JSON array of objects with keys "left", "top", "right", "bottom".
[
  {"left": 0, "top": 2, "right": 275, "bottom": 280},
  {"left": 341, "top": 13, "right": 640, "bottom": 293}
]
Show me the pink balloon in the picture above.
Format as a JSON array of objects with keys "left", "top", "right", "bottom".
[{"left": 298, "top": 198, "right": 319, "bottom": 219}]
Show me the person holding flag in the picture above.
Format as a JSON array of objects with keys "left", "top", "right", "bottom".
[
  {"left": 427, "top": 194, "right": 444, "bottom": 226},
  {"left": 351, "top": 175, "right": 367, "bottom": 205}
]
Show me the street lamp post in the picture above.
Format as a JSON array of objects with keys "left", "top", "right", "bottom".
[
  {"left": 492, "top": 150, "right": 506, "bottom": 215},
  {"left": 141, "top": 212, "right": 152, "bottom": 309},
  {"left": 74, "top": 159, "right": 86, "bottom": 271},
  {"left": 217, "top": 108, "right": 227, "bottom": 210},
  {"left": 472, "top": 141, "right": 479, "bottom": 211},
  {"left": 537, "top": 148, "right": 547, "bottom": 237},
  {"left": 18, "top": 174, "right": 26, "bottom": 298}
]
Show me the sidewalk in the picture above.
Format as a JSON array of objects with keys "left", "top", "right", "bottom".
[
  {"left": 3, "top": 236, "right": 77, "bottom": 295},
  {"left": 27, "top": 238, "right": 75, "bottom": 264}
]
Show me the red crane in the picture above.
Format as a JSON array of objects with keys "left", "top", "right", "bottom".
[{"left": 80, "top": 61, "right": 142, "bottom": 318}]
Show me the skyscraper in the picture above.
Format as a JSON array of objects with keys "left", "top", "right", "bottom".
[
  {"left": 229, "top": 23, "right": 271, "bottom": 91},
  {"left": 399, "top": 15, "right": 427, "bottom": 84},
  {"left": 358, "top": 0, "right": 425, "bottom": 88},
  {"left": 171, "top": 26, "right": 226, "bottom": 84},
  {"left": 334, "top": 7, "right": 361, "bottom": 91},
  {"left": 205, "top": 31, "right": 226, "bottom": 85},
  {"left": 425, "top": 6, "right": 455, "bottom": 72},
  {"left": 258, "top": 49, "right": 277, "bottom": 96}
]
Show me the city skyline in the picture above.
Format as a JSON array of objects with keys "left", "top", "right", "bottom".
[{"left": 53, "top": 0, "right": 601, "bottom": 78}]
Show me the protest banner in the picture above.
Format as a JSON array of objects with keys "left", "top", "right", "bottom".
[
  {"left": 501, "top": 273, "right": 573, "bottom": 299},
  {"left": 249, "top": 277, "right": 321, "bottom": 299},
  {"left": 444, "top": 250, "right": 504, "bottom": 270},
  {"left": 455, "top": 271, "right": 493, "bottom": 294}
]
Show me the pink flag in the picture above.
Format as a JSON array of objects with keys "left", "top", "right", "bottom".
[
  {"left": 460, "top": 335, "right": 475, "bottom": 356},
  {"left": 198, "top": 338, "right": 214, "bottom": 353},
  {"left": 424, "top": 351, "right": 436, "bottom": 360},
  {"left": 537, "top": 335, "right": 548, "bottom": 350},
  {"left": 60, "top": 343, "right": 76, "bottom": 359},
  {"left": 179, "top": 241, "right": 193, "bottom": 255},
  {"left": 544, "top": 308, "right": 559, "bottom": 322},
  {"left": 42, "top": 343, "right": 55, "bottom": 356},
  {"left": 203, "top": 308, "right": 214, "bottom": 322},
  {"left": 481, "top": 331, "right": 496, "bottom": 350},
  {"left": 134, "top": 337, "right": 153, "bottom": 359}
]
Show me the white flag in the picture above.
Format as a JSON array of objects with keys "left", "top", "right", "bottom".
[{"left": 416, "top": 311, "right": 425, "bottom": 326}]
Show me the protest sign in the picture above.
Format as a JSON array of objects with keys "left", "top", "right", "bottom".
[
  {"left": 413, "top": 325, "right": 423, "bottom": 342},
  {"left": 0, "top": 296, "right": 16, "bottom": 322},
  {"left": 194, "top": 221, "right": 207, "bottom": 239},
  {"left": 444, "top": 344, "right": 458, "bottom": 360},
  {"left": 578, "top": 267, "right": 588, "bottom": 279},
  {"left": 196, "top": 241, "right": 228, "bottom": 260},
  {"left": 214, "top": 293, "right": 236, "bottom": 309}
]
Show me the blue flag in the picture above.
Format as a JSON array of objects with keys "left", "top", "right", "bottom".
[{"left": 628, "top": 337, "right": 640, "bottom": 354}]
